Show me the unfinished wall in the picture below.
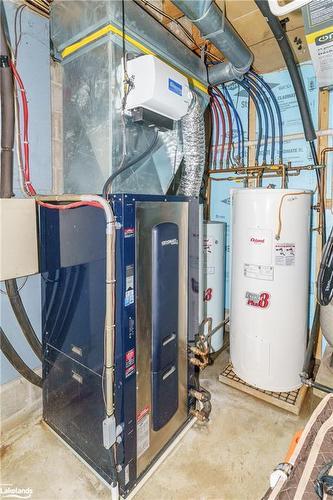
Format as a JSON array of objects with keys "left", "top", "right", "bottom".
[{"left": 0, "top": 0, "right": 51, "bottom": 391}]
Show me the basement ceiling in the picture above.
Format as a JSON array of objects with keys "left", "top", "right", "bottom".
[
  {"left": 137, "top": 0, "right": 310, "bottom": 73},
  {"left": 26, "top": 0, "right": 310, "bottom": 73}
]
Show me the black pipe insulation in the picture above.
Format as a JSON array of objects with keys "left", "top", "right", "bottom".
[
  {"left": 254, "top": 0, "right": 316, "bottom": 143},
  {"left": 5, "top": 280, "right": 43, "bottom": 361},
  {"left": 0, "top": 327, "right": 43, "bottom": 388},
  {"left": 0, "top": 11, "right": 14, "bottom": 198}
]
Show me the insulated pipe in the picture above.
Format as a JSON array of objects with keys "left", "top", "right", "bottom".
[
  {"left": 36, "top": 194, "right": 116, "bottom": 418},
  {"left": 5, "top": 279, "right": 43, "bottom": 361},
  {"left": 172, "top": 0, "right": 253, "bottom": 84},
  {"left": 254, "top": 0, "right": 316, "bottom": 143},
  {"left": 0, "top": 13, "right": 14, "bottom": 198},
  {"left": 0, "top": 327, "right": 43, "bottom": 388}
]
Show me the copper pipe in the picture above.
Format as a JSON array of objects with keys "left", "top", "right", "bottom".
[
  {"left": 208, "top": 164, "right": 324, "bottom": 175},
  {"left": 320, "top": 147, "right": 333, "bottom": 166}
]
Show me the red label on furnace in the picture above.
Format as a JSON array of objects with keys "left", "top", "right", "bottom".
[{"left": 125, "top": 348, "right": 135, "bottom": 368}]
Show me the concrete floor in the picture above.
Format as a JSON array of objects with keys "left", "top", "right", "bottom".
[{"left": 1, "top": 351, "right": 317, "bottom": 500}]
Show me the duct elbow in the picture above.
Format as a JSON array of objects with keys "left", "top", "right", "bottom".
[{"left": 208, "top": 56, "right": 253, "bottom": 85}]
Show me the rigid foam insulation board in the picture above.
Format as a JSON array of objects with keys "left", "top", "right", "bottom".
[{"left": 0, "top": 199, "right": 39, "bottom": 281}]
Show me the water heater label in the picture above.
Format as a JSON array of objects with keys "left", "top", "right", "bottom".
[
  {"left": 245, "top": 291, "right": 270, "bottom": 309},
  {"left": 275, "top": 243, "right": 295, "bottom": 266},
  {"left": 244, "top": 264, "right": 274, "bottom": 281},
  {"left": 168, "top": 78, "right": 182, "bottom": 96},
  {"left": 137, "top": 407, "right": 150, "bottom": 458}
]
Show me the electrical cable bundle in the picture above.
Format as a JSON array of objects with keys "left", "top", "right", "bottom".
[{"left": 317, "top": 227, "right": 333, "bottom": 306}]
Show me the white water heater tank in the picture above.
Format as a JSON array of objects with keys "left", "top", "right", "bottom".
[
  {"left": 230, "top": 188, "right": 312, "bottom": 392},
  {"left": 203, "top": 221, "right": 226, "bottom": 352}
]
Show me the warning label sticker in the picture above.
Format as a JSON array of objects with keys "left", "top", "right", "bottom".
[
  {"left": 275, "top": 243, "right": 296, "bottom": 266},
  {"left": 244, "top": 264, "right": 274, "bottom": 281},
  {"left": 125, "top": 348, "right": 135, "bottom": 378},
  {"left": 125, "top": 265, "right": 134, "bottom": 306},
  {"left": 137, "top": 408, "right": 150, "bottom": 458}
]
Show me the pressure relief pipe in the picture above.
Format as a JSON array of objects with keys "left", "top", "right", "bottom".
[{"left": 172, "top": 0, "right": 253, "bottom": 84}]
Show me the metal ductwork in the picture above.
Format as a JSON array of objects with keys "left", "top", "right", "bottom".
[{"left": 172, "top": 0, "right": 253, "bottom": 84}]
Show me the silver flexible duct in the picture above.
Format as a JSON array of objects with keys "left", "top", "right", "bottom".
[{"left": 178, "top": 93, "right": 205, "bottom": 197}]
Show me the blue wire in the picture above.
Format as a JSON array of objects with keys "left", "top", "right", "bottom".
[
  {"left": 249, "top": 70, "right": 283, "bottom": 164},
  {"left": 244, "top": 77, "right": 269, "bottom": 165},
  {"left": 246, "top": 74, "right": 275, "bottom": 165},
  {"left": 221, "top": 84, "right": 244, "bottom": 166},
  {"left": 238, "top": 79, "right": 263, "bottom": 165}
]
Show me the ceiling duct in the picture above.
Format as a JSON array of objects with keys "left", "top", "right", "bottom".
[{"left": 172, "top": 0, "right": 253, "bottom": 84}]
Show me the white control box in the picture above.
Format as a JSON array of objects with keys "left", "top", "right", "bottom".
[
  {"left": 126, "top": 55, "right": 191, "bottom": 121},
  {"left": 0, "top": 199, "right": 38, "bottom": 280}
]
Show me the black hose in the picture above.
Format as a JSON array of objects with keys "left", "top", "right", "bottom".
[
  {"left": 0, "top": 11, "right": 14, "bottom": 198},
  {"left": 317, "top": 226, "right": 333, "bottom": 306},
  {"left": 0, "top": 327, "right": 43, "bottom": 388},
  {"left": 102, "top": 129, "right": 159, "bottom": 198},
  {"left": 5, "top": 279, "right": 43, "bottom": 361},
  {"left": 255, "top": 0, "right": 316, "bottom": 143},
  {"left": 302, "top": 303, "right": 320, "bottom": 377}
]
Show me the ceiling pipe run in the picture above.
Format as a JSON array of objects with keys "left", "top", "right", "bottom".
[{"left": 172, "top": 0, "right": 253, "bottom": 84}]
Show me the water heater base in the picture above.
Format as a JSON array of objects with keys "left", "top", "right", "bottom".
[{"left": 219, "top": 362, "right": 307, "bottom": 415}]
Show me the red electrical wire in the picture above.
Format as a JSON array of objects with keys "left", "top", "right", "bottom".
[
  {"left": 211, "top": 94, "right": 225, "bottom": 169},
  {"left": 37, "top": 201, "right": 103, "bottom": 210},
  {"left": 209, "top": 98, "right": 219, "bottom": 169},
  {"left": 10, "top": 60, "right": 36, "bottom": 196},
  {"left": 9, "top": 60, "right": 104, "bottom": 213},
  {"left": 213, "top": 87, "right": 233, "bottom": 167}
]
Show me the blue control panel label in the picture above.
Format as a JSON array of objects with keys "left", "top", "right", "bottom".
[{"left": 168, "top": 78, "right": 182, "bottom": 96}]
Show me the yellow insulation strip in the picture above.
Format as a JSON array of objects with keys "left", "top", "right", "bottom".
[{"left": 61, "top": 23, "right": 208, "bottom": 94}]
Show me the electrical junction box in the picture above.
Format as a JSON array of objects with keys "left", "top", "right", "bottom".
[
  {"left": 0, "top": 199, "right": 39, "bottom": 281},
  {"left": 126, "top": 54, "right": 191, "bottom": 121}
]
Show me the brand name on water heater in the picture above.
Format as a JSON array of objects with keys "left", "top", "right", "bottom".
[
  {"left": 161, "top": 238, "right": 178, "bottom": 246},
  {"left": 250, "top": 237, "right": 265, "bottom": 244},
  {"left": 245, "top": 291, "right": 270, "bottom": 309}
]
